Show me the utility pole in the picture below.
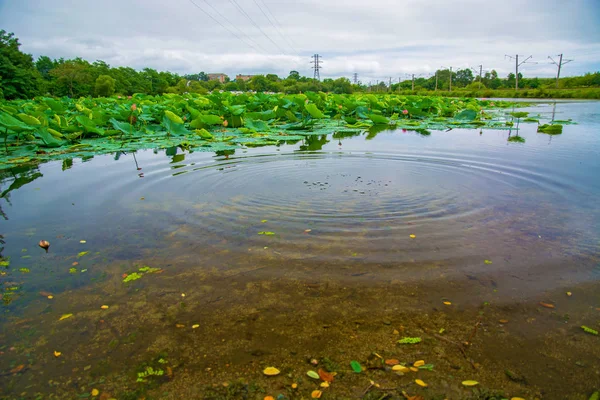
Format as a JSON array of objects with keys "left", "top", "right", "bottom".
[
  {"left": 352, "top": 72, "right": 358, "bottom": 85},
  {"left": 310, "top": 54, "right": 322, "bottom": 81},
  {"left": 411, "top": 74, "right": 415, "bottom": 91},
  {"left": 505, "top": 54, "right": 534, "bottom": 90},
  {"left": 389, "top": 77, "right": 392, "bottom": 90},
  {"left": 471, "top": 65, "right": 483, "bottom": 88},
  {"left": 449, "top": 67, "right": 452, "bottom": 91},
  {"left": 548, "top": 54, "right": 573, "bottom": 88},
  {"left": 435, "top": 70, "right": 438, "bottom": 91}
]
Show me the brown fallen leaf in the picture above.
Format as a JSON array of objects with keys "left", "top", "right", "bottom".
[
  {"left": 499, "top": 319, "right": 509, "bottom": 324},
  {"left": 318, "top": 368, "right": 334, "bottom": 382},
  {"left": 385, "top": 359, "right": 400, "bottom": 366},
  {"left": 9, "top": 364, "right": 25, "bottom": 374},
  {"left": 311, "top": 390, "right": 322, "bottom": 399},
  {"left": 175, "top": 324, "right": 185, "bottom": 328},
  {"left": 72, "top": 262, "right": 79, "bottom": 266},
  {"left": 539, "top": 302, "right": 555, "bottom": 309}
]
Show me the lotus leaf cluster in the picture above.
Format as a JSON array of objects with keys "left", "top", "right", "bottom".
[{"left": 0, "top": 92, "right": 528, "bottom": 169}]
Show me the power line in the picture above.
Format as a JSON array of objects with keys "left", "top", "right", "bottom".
[
  {"left": 505, "top": 54, "right": 536, "bottom": 90},
  {"left": 201, "top": 0, "right": 268, "bottom": 53},
  {"left": 250, "top": 0, "right": 298, "bottom": 55},
  {"left": 311, "top": 54, "right": 322, "bottom": 80},
  {"left": 256, "top": 0, "right": 300, "bottom": 51},
  {"left": 548, "top": 54, "right": 573, "bottom": 88},
  {"left": 228, "top": 0, "right": 287, "bottom": 54},
  {"left": 187, "top": 0, "right": 265, "bottom": 54}
]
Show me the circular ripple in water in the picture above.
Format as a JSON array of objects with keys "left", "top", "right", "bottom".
[{"left": 117, "top": 151, "right": 588, "bottom": 265}]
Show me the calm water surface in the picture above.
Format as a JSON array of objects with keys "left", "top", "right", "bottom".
[{"left": 0, "top": 101, "right": 599, "bottom": 399}]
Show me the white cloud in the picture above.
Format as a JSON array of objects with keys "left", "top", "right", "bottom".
[{"left": 1, "top": 0, "right": 598, "bottom": 83}]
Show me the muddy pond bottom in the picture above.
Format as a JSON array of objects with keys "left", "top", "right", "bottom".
[{"left": 0, "top": 101, "right": 599, "bottom": 399}]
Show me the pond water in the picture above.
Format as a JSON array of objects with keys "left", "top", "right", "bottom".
[{"left": 0, "top": 101, "right": 599, "bottom": 399}]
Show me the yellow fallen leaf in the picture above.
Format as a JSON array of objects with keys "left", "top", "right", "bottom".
[
  {"left": 311, "top": 390, "right": 322, "bottom": 399},
  {"left": 415, "top": 379, "right": 428, "bottom": 387},
  {"left": 59, "top": 313, "right": 73, "bottom": 321},
  {"left": 175, "top": 324, "right": 185, "bottom": 328},
  {"left": 499, "top": 319, "right": 509, "bottom": 324},
  {"left": 80, "top": 240, "right": 87, "bottom": 244},
  {"left": 47, "top": 295, "right": 54, "bottom": 299},
  {"left": 181, "top": 293, "right": 186, "bottom": 297},
  {"left": 53, "top": 350, "right": 61, "bottom": 357},
  {"left": 264, "top": 396, "right": 274, "bottom": 400},
  {"left": 263, "top": 367, "right": 280, "bottom": 376},
  {"left": 100, "top": 305, "right": 109, "bottom": 309},
  {"left": 510, "top": 398, "right": 526, "bottom": 400},
  {"left": 413, "top": 360, "right": 425, "bottom": 367},
  {"left": 443, "top": 301, "right": 452, "bottom": 305},
  {"left": 409, "top": 234, "right": 416, "bottom": 239},
  {"left": 192, "top": 324, "right": 200, "bottom": 329},
  {"left": 462, "top": 380, "right": 479, "bottom": 386},
  {"left": 410, "top": 367, "right": 419, "bottom": 372},
  {"left": 291, "top": 383, "right": 298, "bottom": 389},
  {"left": 320, "top": 382, "right": 329, "bottom": 388},
  {"left": 91, "top": 388, "right": 99, "bottom": 396},
  {"left": 566, "top": 292, "right": 572, "bottom": 297},
  {"left": 539, "top": 301, "right": 555, "bottom": 309},
  {"left": 392, "top": 365, "right": 410, "bottom": 372}
]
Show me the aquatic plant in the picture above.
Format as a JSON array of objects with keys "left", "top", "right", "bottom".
[
  {"left": 538, "top": 124, "right": 563, "bottom": 134},
  {"left": 136, "top": 366, "right": 164, "bottom": 383},
  {"left": 397, "top": 337, "right": 422, "bottom": 344},
  {"left": 0, "top": 93, "right": 527, "bottom": 169},
  {"left": 123, "top": 272, "right": 143, "bottom": 283},
  {"left": 582, "top": 326, "right": 598, "bottom": 335}
]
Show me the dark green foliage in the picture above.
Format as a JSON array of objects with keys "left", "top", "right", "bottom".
[
  {"left": 95, "top": 75, "right": 116, "bottom": 97},
  {"left": 0, "top": 30, "right": 42, "bottom": 100},
  {"left": 537, "top": 124, "right": 563, "bottom": 134}
]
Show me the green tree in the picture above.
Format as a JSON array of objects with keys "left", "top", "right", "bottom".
[
  {"left": 35, "top": 55, "right": 57, "bottom": 80},
  {"left": 95, "top": 74, "right": 116, "bottom": 97},
  {"left": 0, "top": 30, "right": 41, "bottom": 99},
  {"left": 288, "top": 70, "right": 300, "bottom": 80},
  {"left": 50, "top": 58, "right": 93, "bottom": 97},
  {"left": 454, "top": 68, "right": 474, "bottom": 87}
]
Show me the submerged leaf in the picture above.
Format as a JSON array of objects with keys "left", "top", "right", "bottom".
[{"left": 350, "top": 360, "right": 362, "bottom": 373}]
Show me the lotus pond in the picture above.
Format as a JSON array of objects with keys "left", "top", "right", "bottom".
[{"left": 0, "top": 96, "right": 599, "bottom": 400}]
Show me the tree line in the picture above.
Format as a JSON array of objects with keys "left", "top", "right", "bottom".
[{"left": 1, "top": 29, "right": 598, "bottom": 100}]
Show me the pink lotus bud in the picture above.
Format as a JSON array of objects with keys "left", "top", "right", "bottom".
[
  {"left": 402, "top": 109, "right": 409, "bottom": 115},
  {"left": 128, "top": 96, "right": 132, "bottom": 99},
  {"left": 131, "top": 103, "right": 137, "bottom": 111},
  {"left": 223, "top": 120, "right": 229, "bottom": 127}
]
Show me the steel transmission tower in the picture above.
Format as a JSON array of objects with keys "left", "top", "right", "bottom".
[
  {"left": 548, "top": 54, "right": 573, "bottom": 88},
  {"left": 311, "top": 54, "right": 322, "bottom": 81},
  {"left": 353, "top": 73, "right": 358, "bottom": 84}
]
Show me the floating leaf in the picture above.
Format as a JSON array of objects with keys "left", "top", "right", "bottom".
[
  {"left": 100, "top": 305, "right": 109, "bottom": 309},
  {"left": 410, "top": 367, "right": 419, "bottom": 372},
  {"left": 415, "top": 379, "right": 428, "bottom": 387},
  {"left": 413, "top": 360, "right": 425, "bottom": 367},
  {"left": 54, "top": 350, "right": 61, "bottom": 357},
  {"left": 263, "top": 367, "right": 280, "bottom": 376},
  {"left": 392, "top": 365, "right": 410, "bottom": 372},
  {"left": 80, "top": 240, "right": 87, "bottom": 244},
  {"left": 462, "top": 380, "right": 479, "bottom": 386},
  {"left": 484, "top": 259, "right": 492, "bottom": 264},
  {"left": 418, "top": 364, "right": 434, "bottom": 371},
  {"left": 258, "top": 231, "right": 275, "bottom": 235},
  {"left": 77, "top": 251, "right": 89, "bottom": 257},
  {"left": 409, "top": 234, "right": 416, "bottom": 239},
  {"left": 320, "top": 382, "right": 329, "bottom": 388},
  {"left": 311, "top": 390, "right": 322, "bottom": 399},
  {"left": 443, "top": 301, "right": 452, "bottom": 305},
  {"left": 350, "top": 360, "right": 362, "bottom": 373},
  {"left": 192, "top": 324, "right": 200, "bottom": 329},
  {"left": 307, "top": 370, "right": 320, "bottom": 379},
  {"left": 261, "top": 219, "right": 268, "bottom": 223},
  {"left": 59, "top": 313, "right": 73, "bottom": 321}
]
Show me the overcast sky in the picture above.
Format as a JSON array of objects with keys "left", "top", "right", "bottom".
[{"left": 1, "top": 0, "right": 599, "bottom": 83}]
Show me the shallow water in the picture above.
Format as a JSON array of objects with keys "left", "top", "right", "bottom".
[{"left": 0, "top": 101, "right": 599, "bottom": 399}]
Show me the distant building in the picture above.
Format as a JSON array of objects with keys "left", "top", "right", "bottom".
[
  {"left": 207, "top": 73, "right": 228, "bottom": 83},
  {"left": 236, "top": 74, "right": 255, "bottom": 82}
]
